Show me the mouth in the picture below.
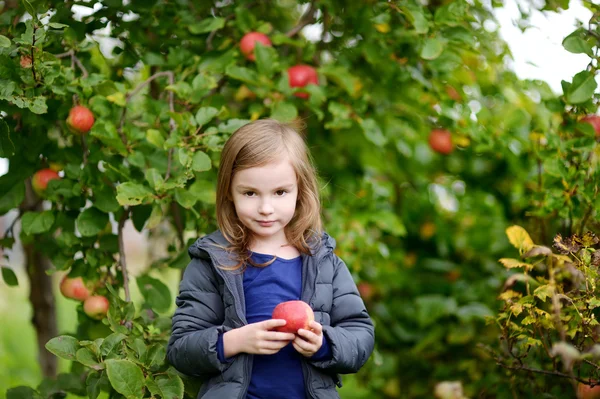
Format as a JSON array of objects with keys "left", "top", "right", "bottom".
[{"left": 257, "top": 220, "right": 275, "bottom": 227}]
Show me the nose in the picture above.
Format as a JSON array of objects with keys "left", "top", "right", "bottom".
[{"left": 258, "top": 200, "right": 274, "bottom": 215}]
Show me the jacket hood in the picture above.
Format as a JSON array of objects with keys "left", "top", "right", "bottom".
[{"left": 188, "top": 230, "right": 336, "bottom": 267}]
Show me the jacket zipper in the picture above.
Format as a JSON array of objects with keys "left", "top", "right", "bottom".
[{"left": 303, "top": 258, "right": 321, "bottom": 399}]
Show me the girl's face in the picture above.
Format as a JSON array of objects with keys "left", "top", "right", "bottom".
[{"left": 230, "top": 158, "right": 298, "bottom": 247}]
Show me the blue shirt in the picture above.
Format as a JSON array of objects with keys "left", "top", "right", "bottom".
[{"left": 217, "top": 252, "right": 332, "bottom": 398}]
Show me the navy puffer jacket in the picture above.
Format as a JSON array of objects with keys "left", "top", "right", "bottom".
[{"left": 167, "top": 230, "right": 375, "bottom": 399}]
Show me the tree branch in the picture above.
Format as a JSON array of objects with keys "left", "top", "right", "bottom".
[
  {"left": 286, "top": 2, "right": 316, "bottom": 38},
  {"left": 55, "top": 50, "right": 88, "bottom": 78},
  {"left": 118, "top": 208, "right": 131, "bottom": 303}
]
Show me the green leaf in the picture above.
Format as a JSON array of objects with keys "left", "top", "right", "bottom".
[
  {"left": 174, "top": 188, "right": 197, "bottom": 209},
  {"left": 136, "top": 275, "right": 172, "bottom": 313},
  {"left": 91, "top": 122, "right": 128, "bottom": 155},
  {"left": 218, "top": 119, "right": 250, "bottom": 134},
  {"left": 401, "top": 5, "right": 429, "bottom": 34},
  {"left": 144, "top": 343, "right": 167, "bottom": 369},
  {"left": 566, "top": 71, "right": 597, "bottom": 104},
  {"left": 189, "top": 179, "right": 216, "bottom": 204},
  {"left": 533, "top": 284, "right": 554, "bottom": 302},
  {"left": 271, "top": 102, "right": 298, "bottom": 122},
  {"left": 116, "top": 182, "right": 153, "bottom": 206},
  {"left": 22, "top": 0, "right": 36, "bottom": 20},
  {"left": 146, "top": 129, "right": 165, "bottom": 148},
  {"left": 188, "top": 17, "right": 225, "bottom": 34},
  {"left": 255, "top": 42, "right": 278, "bottom": 78},
  {"left": 1, "top": 266, "right": 18, "bottom": 286},
  {"left": 146, "top": 204, "right": 163, "bottom": 229},
  {"left": 0, "top": 35, "right": 11, "bottom": 48},
  {"left": 45, "top": 335, "right": 79, "bottom": 361},
  {"left": 562, "top": 29, "right": 593, "bottom": 56},
  {"left": 178, "top": 148, "right": 191, "bottom": 167},
  {"left": 145, "top": 168, "right": 164, "bottom": 190},
  {"left": 420, "top": 37, "right": 445, "bottom": 60},
  {"left": 105, "top": 359, "right": 145, "bottom": 398},
  {"left": 28, "top": 96, "right": 47, "bottom": 114},
  {"left": 320, "top": 66, "right": 359, "bottom": 97},
  {"left": 456, "top": 303, "right": 493, "bottom": 322},
  {"left": 415, "top": 295, "right": 457, "bottom": 327},
  {"left": 76, "top": 347, "right": 103, "bottom": 370},
  {"left": 0, "top": 178, "right": 25, "bottom": 215},
  {"left": 359, "top": 118, "right": 387, "bottom": 147},
  {"left": 76, "top": 208, "right": 109, "bottom": 237},
  {"left": 48, "top": 22, "right": 68, "bottom": 29},
  {"left": 94, "top": 186, "right": 121, "bottom": 213},
  {"left": 195, "top": 107, "right": 219, "bottom": 127},
  {"left": 86, "top": 371, "right": 110, "bottom": 399},
  {"left": 225, "top": 65, "right": 260, "bottom": 86},
  {"left": 146, "top": 370, "right": 184, "bottom": 399},
  {"left": 21, "top": 211, "right": 55, "bottom": 235},
  {"left": 192, "top": 151, "right": 212, "bottom": 172},
  {"left": 100, "top": 332, "right": 127, "bottom": 356},
  {"left": 0, "top": 119, "right": 15, "bottom": 157},
  {"left": 6, "top": 387, "right": 43, "bottom": 399}
]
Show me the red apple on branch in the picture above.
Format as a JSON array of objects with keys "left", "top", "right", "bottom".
[
  {"left": 577, "top": 383, "right": 600, "bottom": 399},
  {"left": 287, "top": 65, "right": 318, "bottom": 99},
  {"left": 271, "top": 300, "right": 314, "bottom": 333},
  {"left": 59, "top": 276, "right": 91, "bottom": 301},
  {"left": 582, "top": 115, "right": 600, "bottom": 137},
  {"left": 83, "top": 295, "right": 110, "bottom": 320},
  {"left": 32, "top": 168, "right": 60, "bottom": 196},
  {"left": 240, "top": 32, "right": 272, "bottom": 61},
  {"left": 429, "top": 128, "right": 453, "bottom": 155},
  {"left": 67, "top": 105, "right": 95, "bottom": 134}
]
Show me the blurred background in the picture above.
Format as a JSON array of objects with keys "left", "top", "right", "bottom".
[{"left": 1, "top": 0, "right": 600, "bottom": 398}]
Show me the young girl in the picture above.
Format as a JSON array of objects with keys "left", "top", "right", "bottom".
[{"left": 167, "top": 119, "right": 375, "bottom": 399}]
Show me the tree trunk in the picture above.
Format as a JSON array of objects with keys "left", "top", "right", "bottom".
[{"left": 21, "top": 179, "right": 58, "bottom": 378}]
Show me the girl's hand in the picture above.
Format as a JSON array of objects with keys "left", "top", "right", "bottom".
[
  {"left": 292, "top": 321, "right": 323, "bottom": 357},
  {"left": 225, "top": 319, "right": 295, "bottom": 357}
]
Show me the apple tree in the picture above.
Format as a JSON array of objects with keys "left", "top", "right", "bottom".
[{"left": 1, "top": 0, "right": 598, "bottom": 398}]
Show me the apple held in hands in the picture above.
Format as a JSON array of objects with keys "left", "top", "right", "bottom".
[
  {"left": 271, "top": 300, "right": 314, "bottom": 334},
  {"left": 60, "top": 276, "right": 91, "bottom": 301},
  {"left": 287, "top": 65, "right": 318, "bottom": 99},
  {"left": 67, "top": 105, "right": 95, "bottom": 134},
  {"left": 240, "top": 32, "right": 272, "bottom": 61},
  {"left": 32, "top": 168, "right": 60, "bottom": 196},
  {"left": 83, "top": 295, "right": 110, "bottom": 320},
  {"left": 578, "top": 383, "right": 600, "bottom": 399}
]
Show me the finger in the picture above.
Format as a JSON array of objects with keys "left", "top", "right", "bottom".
[
  {"left": 292, "top": 341, "right": 308, "bottom": 355},
  {"left": 264, "top": 331, "right": 296, "bottom": 341},
  {"left": 262, "top": 319, "right": 287, "bottom": 330},
  {"left": 293, "top": 336, "right": 314, "bottom": 352},
  {"left": 297, "top": 328, "right": 319, "bottom": 343},
  {"left": 308, "top": 321, "right": 323, "bottom": 334},
  {"left": 260, "top": 340, "right": 291, "bottom": 351}
]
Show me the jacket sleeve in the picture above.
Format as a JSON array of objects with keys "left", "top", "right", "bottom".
[
  {"left": 167, "top": 257, "right": 233, "bottom": 377},
  {"left": 309, "top": 254, "right": 375, "bottom": 374}
]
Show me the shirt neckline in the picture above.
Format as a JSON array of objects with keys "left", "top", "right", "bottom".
[{"left": 249, "top": 250, "right": 301, "bottom": 263}]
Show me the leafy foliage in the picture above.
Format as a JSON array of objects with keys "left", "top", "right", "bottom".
[{"left": 1, "top": 0, "right": 600, "bottom": 398}]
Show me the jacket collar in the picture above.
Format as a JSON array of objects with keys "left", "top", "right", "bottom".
[{"left": 188, "top": 230, "right": 336, "bottom": 267}]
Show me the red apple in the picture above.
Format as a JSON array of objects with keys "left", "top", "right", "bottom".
[
  {"left": 287, "top": 65, "right": 318, "bottom": 99},
  {"left": 429, "top": 128, "right": 453, "bottom": 155},
  {"left": 240, "top": 32, "right": 272, "bottom": 62},
  {"left": 67, "top": 105, "right": 95, "bottom": 134},
  {"left": 271, "top": 300, "right": 314, "bottom": 334},
  {"left": 578, "top": 383, "right": 600, "bottom": 399},
  {"left": 32, "top": 168, "right": 60, "bottom": 196},
  {"left": 582, "top": 115, "right": 600, "bottom": 137},
  {"left": 357, "top": 282, "right": 374, "bottom": 301},
  {"left": 83, "top": 295, "right": 110, "bottom": 320},
  {"left": 60, "top": 276, "right": 91, "bottom": 301}
]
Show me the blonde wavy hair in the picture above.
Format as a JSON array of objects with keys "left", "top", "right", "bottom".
[{"left": 215, "top": 119, "right": 322, "bottom": 270}]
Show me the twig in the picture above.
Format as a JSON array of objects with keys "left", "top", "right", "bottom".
[
  {"left": 30, "top": 24, "right": 37, "bottom": 84},
  {"left": 206, "top": 14, "right": 235, "bottom": 51},
  {"left": 498, "top": 362, "right": 589, "bottom": 384},
  {"left": 165, "top": 149, "right": 174, "bottom": 180},
  {"left": 117, "top": 208, "right": 131, "bottom": 303},
  {"left": 286, "top": 2, "right": 316, "bottom": 38},
  {"left": 82, "top": 135, "right": 89, "bottom": 165},
  {"left": 55, "top": 50, "right": 88, "bottom": 78}
]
